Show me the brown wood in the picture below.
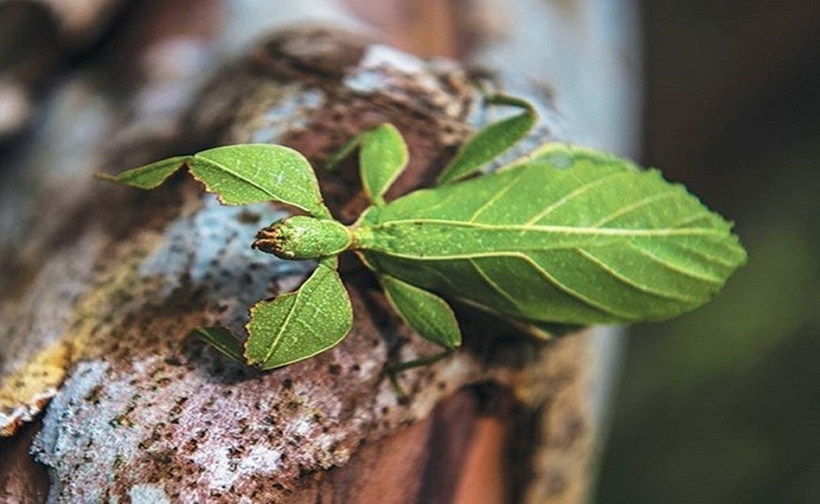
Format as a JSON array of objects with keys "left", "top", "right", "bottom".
[{"left": 0, "top": 2, "right": 637, "bottom": 502}]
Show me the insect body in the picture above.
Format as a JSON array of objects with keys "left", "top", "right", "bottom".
[
  {"left": 102, "top": 96, "right": 747, "bottom": 370},
  {"left": 356, "top": 150, "right": 741, "bottom": 326}
]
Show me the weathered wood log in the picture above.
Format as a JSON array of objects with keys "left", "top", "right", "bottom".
[{"left": 1, "top": 2, "right": 639, "bottom": 502}]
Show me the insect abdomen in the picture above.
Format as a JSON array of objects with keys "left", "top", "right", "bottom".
[
  {"left": 354, "top": 159, "right": 745, "bottom": 326},
  {"left": 359, "top": 236, "right": 724, "bottom": 325}
]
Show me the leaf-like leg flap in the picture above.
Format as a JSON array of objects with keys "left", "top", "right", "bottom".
[
  {"left": 380, "top": 274, "right": 462, "bottom": 349},
  {"left": 197, "top": 326, "right": 245, "bottom": 363},
  {"left": 358, "top": 124, "right": 408, "bottom": 205},
  {"left": 245, "top": 257, "right": 352, "bottom": 370},
  {"left": 189, "top": 144, "right": 331, "bottom": 217},
  {"left": 326, "top": 124, "right": 408, "bottom": 206},
  {"left": 437, "top": 94, "right": 537, "bottom": 184},
  {"left": 96, "top": 156, "right": 190, "bottom": 188},
  {"left": 100, "top": 145, "right": 332, "bottom": 218}
]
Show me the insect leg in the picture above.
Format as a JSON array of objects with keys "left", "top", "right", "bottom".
[
  {"left": 380, "top": 275, "right": 462, "bottom": 349},
  {"left": 436, "top": 94, "right": 537, "bottom": 184},
  {"left": 326, "top": 124, "right": 409, "bottom": 206}
]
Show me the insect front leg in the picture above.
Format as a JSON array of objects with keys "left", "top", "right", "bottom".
[
  {"left": 99, "top": 144, "right": 333, "bottom": 218},
  {"left": 245, "top": 257, "right": 353, "bottom": 370}
]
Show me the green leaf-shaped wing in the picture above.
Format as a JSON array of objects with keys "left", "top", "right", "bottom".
[
  {"left": 357, "top": 147, "right": 747, "bottom": 325},
  {"left": 100, "top": 145, "right": 330, "bottom": 218},
  {"left": 245, "top": 257, "right": 352, "bottom": 369},
  {"left": 437, "top": 95, "right": 537, "bottom": 184},
  {"left": 380, "top": 274, "right": 461, "bottom": 349}
]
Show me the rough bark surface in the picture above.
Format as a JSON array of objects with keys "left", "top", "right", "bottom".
[{"left": 0, "top": 2, "right": 636, "bottom": 501}]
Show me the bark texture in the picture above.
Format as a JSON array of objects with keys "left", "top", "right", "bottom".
[{"left": 1, "top": 1, "right": 638, "bottom": 502}]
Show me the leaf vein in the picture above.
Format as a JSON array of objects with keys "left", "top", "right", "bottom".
[
  {"left": 194, "top": 158, "right": 282, "bottom": 201},
  {"left": 591, "top": 190, "right": 680, "bottom": 227},
  {"left": 525, "top": 169, "right": 627, "bottom": 224},
  {"left": 668, "top": 213, "right": 718, "bottom": 229},
  {"left": 261, "top": 267, "right": 324, "bottom": 363},
  {"left": 574, "top": 248, "right": 702, "bottom": 302},
  {"left": 467, "top": 169, "right": 528, "bottom": 223},
  {"left": 625, "top": 242, "right": 725, "bottom": 283},
  {"left": 368, "top": 219, "right": 728, "bottom": 237},
  {"left": 512, "top": 253, "right": 638, "bottom": 319},
  {"left": 668, "top": 239, "right": 742, "bottom": 268},
  {"left": 467, "top": 259, "right": 523, "bottom": 310}
]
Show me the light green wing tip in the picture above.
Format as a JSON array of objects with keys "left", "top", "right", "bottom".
[
  {"left": 381, "top": 274, "right": 462, "bottom": 349},
  {"left": 244, "top": 257, "right": 353, "bottom": 370}
]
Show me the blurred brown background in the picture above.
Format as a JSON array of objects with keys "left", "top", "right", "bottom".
[{"left": 597, "top": 1, "right": 820, "bottom": 503}]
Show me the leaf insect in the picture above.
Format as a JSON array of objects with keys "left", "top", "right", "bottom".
[{"left": 100, "top": 95, "right": 747, "bottom": 370}]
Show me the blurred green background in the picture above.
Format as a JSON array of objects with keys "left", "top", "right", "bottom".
[{"left": 597, "top": 1, "right": 820, "bottom": 503}]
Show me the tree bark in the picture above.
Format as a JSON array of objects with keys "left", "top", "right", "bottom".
[{"left": 0, "top": 2, "right": 640, "bottom": 502}]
